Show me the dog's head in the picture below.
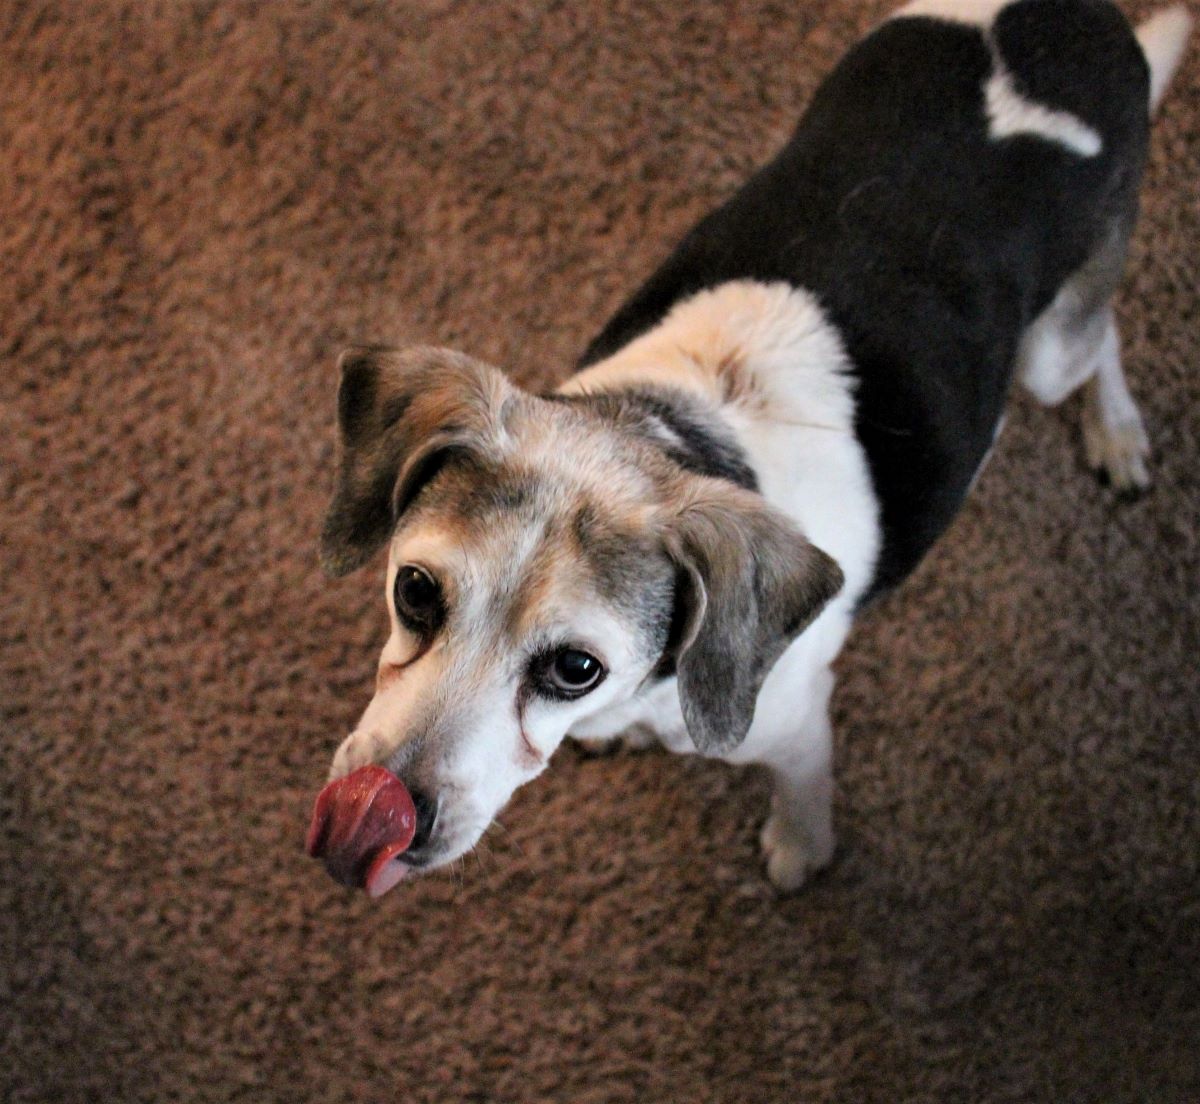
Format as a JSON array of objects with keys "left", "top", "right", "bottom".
[{"left": 315, "top": 345, "right": 843, "bottom": 877}]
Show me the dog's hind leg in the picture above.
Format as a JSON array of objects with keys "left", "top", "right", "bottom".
[
  {"left": 1013, "top": 0, "right": 1194, "bottom": 491},
  {"left": 1080, "top": 315, "right": 1150, "bottom": 492},
  {"left": 1020, "top": 293, "right": 1151, "bottom": 493},
  {"left": 1017, "top": 216, "right": 1151, "bottom": 492}
]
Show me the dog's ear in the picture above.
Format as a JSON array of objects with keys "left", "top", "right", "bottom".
[
  {"left": 661, "top": 482, "right": 844, "bottom": 755},
  {"left": 319, "top": 345, "right": 513, "bottom": 577}
]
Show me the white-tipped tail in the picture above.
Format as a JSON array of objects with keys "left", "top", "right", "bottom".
[{"left": 1136, "top": 6, "right": 1193, "bottom": 112}]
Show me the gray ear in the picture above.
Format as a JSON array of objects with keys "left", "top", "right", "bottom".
[
  {"left": 663, "top": 483, "right": 844, "bottom": 755},
  {"left": 319, "top": 345, "right": 513, "bottom": 577}
]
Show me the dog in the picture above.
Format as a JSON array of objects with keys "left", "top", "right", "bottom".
[{"left": 312, "top": 0, "right": 1191, "bottom": 893}]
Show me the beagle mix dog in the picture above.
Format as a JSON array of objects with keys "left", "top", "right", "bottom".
[{"left": 314, "top": 1, "right": 1191, "bottom": 892}]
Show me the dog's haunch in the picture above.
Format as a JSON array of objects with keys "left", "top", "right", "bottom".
[{"left": 306, "top": 765, "right": 417, "bottom": 898}]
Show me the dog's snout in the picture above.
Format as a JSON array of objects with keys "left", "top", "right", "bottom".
[{"left": 408, "top": 788, "right": 438, "bottom": 855}]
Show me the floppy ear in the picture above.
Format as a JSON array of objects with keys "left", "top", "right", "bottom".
[
  {"left": 319, "top": 345, "right": 513, "bottom": 577},
  {"left": 662, "top": 482, "right": 844, "bottom": 755}
]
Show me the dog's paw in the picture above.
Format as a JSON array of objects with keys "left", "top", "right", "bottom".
[
  {"left": 571, "top": 724, "right": 660, "bottom": 758},
  {"left": 1083, "top": 407, "right": 1150, "bottom": 494},
  {"left": 759, "top": 810, "right": 834, "bottom": 893},
  {"left": 619, "top": 723, "right": 660, "bottom": 751}
]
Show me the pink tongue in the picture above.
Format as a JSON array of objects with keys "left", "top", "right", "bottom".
[{"left": 305, "top": 765, "right": 417, "bottom": 897}]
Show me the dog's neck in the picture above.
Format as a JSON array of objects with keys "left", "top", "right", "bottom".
[
  {"left": 560, "top": 279, "right": 881, "bottom": 605},
  {"left": 560, "top": 279, "right": 857, "bottom": 441},
  {"left": 544, "top": 384, "right": 760, "bottom": 490}
]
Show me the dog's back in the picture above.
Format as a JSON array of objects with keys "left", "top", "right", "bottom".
[
  {"left": 580, "top": 0, "right": 1188, "bottom": 596},
  {"left": 314, "top": 1, "right": 1191, "bottom": 894}
]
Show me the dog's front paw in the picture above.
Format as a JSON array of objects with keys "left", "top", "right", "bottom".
[
  {"left": 571, "top": 723, "right": 660, "bottom": 757},
  {"left": 618, "top": 723, "right": 660, "bottom": 751},
  {"left": 759, "top": 809, "right": 834, "bottom": 893}
]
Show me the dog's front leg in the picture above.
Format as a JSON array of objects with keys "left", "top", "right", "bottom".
[{"left": 747, "top": 665, "right": 837, "bottom": 892}]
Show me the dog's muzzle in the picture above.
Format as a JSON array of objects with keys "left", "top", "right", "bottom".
[{"left": 305, "top": 765, "right": 420, "bottom": 898}]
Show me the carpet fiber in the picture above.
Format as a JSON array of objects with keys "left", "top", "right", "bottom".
[{"left": 2, "top": 2, "right": 1198, "bottom": 1101}]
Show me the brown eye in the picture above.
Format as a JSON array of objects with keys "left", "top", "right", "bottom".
[
  {"left": 393, "top": 565, "right": 443, "bottom": 634},
  {"left": 535, "top": 648, "right": 605, "bottom": 700}
]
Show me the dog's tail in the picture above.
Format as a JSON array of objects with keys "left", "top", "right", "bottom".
[{"left": 1136, "top": 6, "right": 1193, "bottom": 113}]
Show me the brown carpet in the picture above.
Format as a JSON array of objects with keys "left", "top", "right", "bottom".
[{"left": 2, "top": 2, "right": 1198, "bottom": 1101}]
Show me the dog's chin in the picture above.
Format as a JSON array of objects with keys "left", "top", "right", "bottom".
[
  {"left": 407, "top": 815, "right": 492, "bottom": 874},
  {"left": 359, "top": 835, "right": 474, "bottom": 898}
]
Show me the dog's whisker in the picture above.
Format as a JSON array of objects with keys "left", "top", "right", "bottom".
[
  {"left": 475, "top": 834, "right": 500, "bottom": 872},
  {"left": 466, "top": 820, "right": 500, "bottom": 869},
  {"left": 485, "top": 817, "right": 524, "bottom": 857}
]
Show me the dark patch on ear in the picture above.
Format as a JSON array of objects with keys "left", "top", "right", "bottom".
[
  {"left": 781, "top": 549, "right": 844, "bottom": 637},
  {"left": 337, "top": 353, "right": 382, "bottom": 445},
  {"left": 379, "top": 392, "right": 417, "bottom": 434},
  {"left": 390, "top": 443, "right": 461, "bottom": 519},
  {"left": 662, "top": 485, "right": 844, "bottom": 754},
  {"left": 318, "top": 345, "right": 512, "bottom": 577}
]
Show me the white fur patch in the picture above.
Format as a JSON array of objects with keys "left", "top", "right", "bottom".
[
  {"left": 1135, "top": 6, "right": 1193, "bottom": 112},
  {"left": 984, "top": 62, "right": 1102, "bottom": 157},
  {"left": 893, "top": 1, "right": 1104, "bottom": 158},
  {"left": 891, "top": 0, "right": 1010, "bottom": 28}
]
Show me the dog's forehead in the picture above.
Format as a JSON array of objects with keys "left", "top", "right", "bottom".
[{"left": 403, "top": 442, "right": 672, "bottom": 640}]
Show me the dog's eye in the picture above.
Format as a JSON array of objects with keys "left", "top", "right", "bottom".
[
  {"left": 535, "top": 648, "right": 606, "bottom": 699},
  {"left": 393, "top": 565, "right": 443, "bottom": 633}
]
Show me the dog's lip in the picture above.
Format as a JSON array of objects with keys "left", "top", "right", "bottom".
[
  {"left": 360, "top": 843, "right": 443, "bottom": 896},
  {"left": 364, "top": 843, "right": 415, "bottom": 898}
]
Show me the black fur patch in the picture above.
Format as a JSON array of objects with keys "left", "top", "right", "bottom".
[
  {"left": 336, "top": 354, "right": 381, "bottom": 445},
  {"left": 575, "top": 2, "right": 1150, "bottom": 600}
]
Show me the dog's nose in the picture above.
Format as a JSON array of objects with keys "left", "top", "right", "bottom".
[{"left": 407, "top": 788, "right": 439, "bottom": 856}]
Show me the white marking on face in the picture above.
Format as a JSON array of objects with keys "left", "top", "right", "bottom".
[
  {"left": 330, "top": 643, "right": 445, "bottom": 779},
  {"left": 519, "top": 603, "right": 650, "bottom": 760}
]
